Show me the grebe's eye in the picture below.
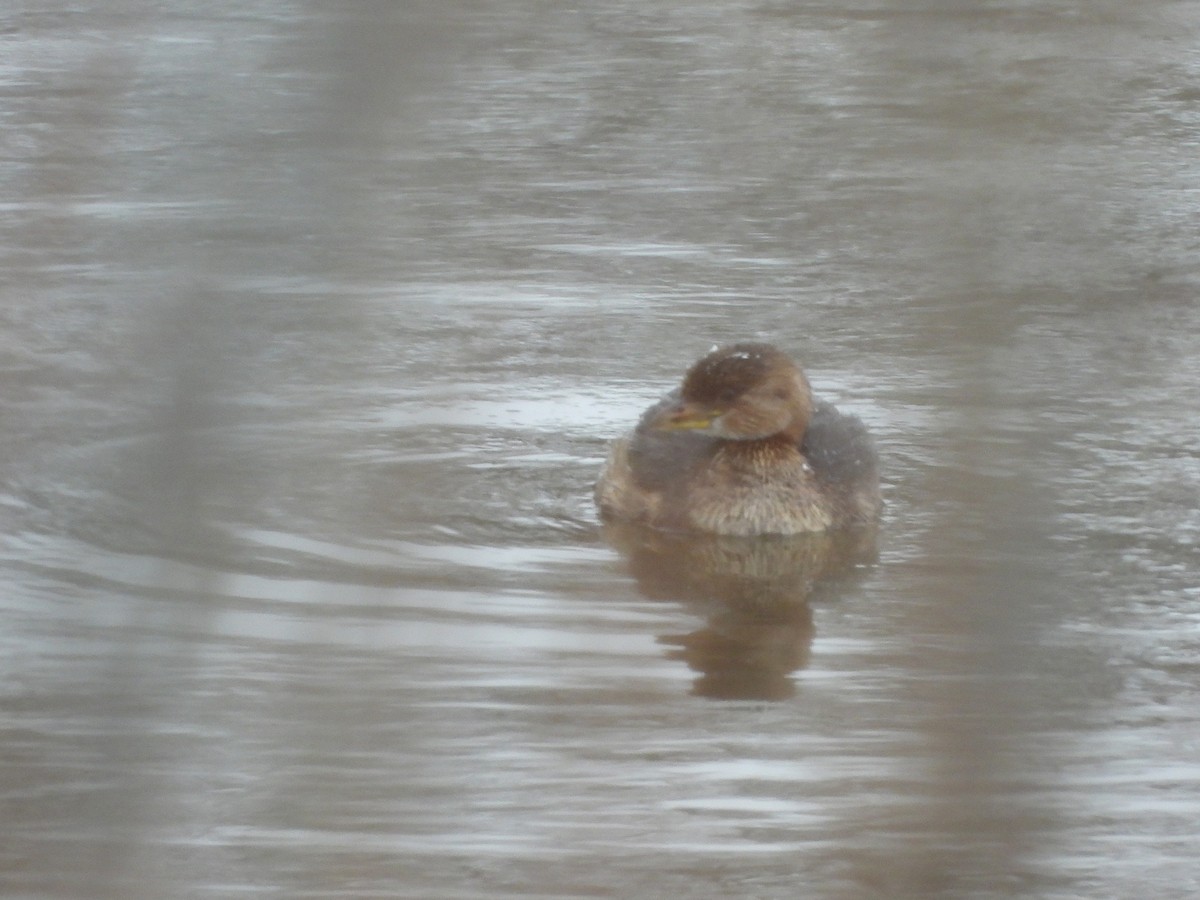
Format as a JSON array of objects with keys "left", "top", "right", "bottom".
[{"left": 717, "top": 388, "right": 739, "bottom": 404}]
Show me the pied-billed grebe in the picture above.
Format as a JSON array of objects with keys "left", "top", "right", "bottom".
[{"left": 595, "top": 342, "right": 881, "bottom": 536}]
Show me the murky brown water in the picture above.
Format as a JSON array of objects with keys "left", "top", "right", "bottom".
[{"left": 3, "top": 1, "right": 1199, "bottom": 897}]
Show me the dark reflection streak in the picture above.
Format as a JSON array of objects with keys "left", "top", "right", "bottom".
[
  {"left": 833, "top": 65, "right": 1078, "bottom": 900},
  {"left": 877, "top": 369, "right": 1062, "bottom": 897},
  {"left": 92, "top": 294, "right": 252, "bottom": 894},
  {"left": 9, "top": 18, "right": 214, "bottom": 895},
  {"left": 67, "top": 7, "right": 465, "bottom": 896}
]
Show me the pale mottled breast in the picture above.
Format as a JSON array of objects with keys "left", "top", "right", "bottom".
[{"left": 597, "top": 390, "right": 881, "bottom": 534}]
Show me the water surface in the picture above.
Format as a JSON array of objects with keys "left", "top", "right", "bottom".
[{"left": 3, "top": 2, "right": 1199, "bottom": 898}]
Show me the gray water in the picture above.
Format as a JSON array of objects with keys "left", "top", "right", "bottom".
[{"left": 3, "top": 2, "right": 1200, "bottom": 898}]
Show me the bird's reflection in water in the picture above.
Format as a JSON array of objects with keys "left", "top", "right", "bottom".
[{"left": 603, "top": 523, "right": 878, "bottom": 700}]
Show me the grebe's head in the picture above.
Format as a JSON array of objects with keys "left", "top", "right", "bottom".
[{"left": 653, "top": 343, "right": 813, "bottom": 442}]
